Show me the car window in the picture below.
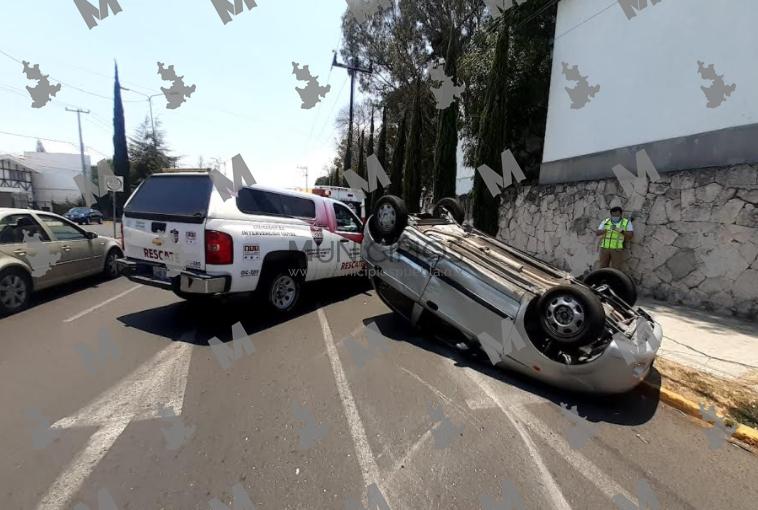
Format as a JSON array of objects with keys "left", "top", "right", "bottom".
[
  {"left": 237, "top": 189, "right": 316, "bottom": 219},
  {"left": 124, "top": 175, "right": 212, "bottom": 218},
  {"left": 38, "top": 215, "right": 87, "bottom": 241},
  {"left": 333, "top": 203, "right": 362, "bottom": 233},
  {"left": 0, "top": 214, "right": 50, "bottom": 244}
]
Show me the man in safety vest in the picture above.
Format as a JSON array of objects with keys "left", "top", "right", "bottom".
[{"left": 595, "top": 206, "right": 634, "bottom": 269}]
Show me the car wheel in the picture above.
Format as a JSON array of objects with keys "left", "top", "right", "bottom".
[
  {"left": 265, "top": 270, "right": 301, "bottom": 313},
  {"left": 98, "top": 217, "right": 103, "bottom": 224},
  {"left": 582, "top": 268, "right": 637, "bottom": 305},
  {"left": 83, "top": 218, "right": 89, "bottom": 225},
  {"left": 369, "top": 195, "right": 408, "bottom": 245},
  {"left": 0, "top": 268, "right": 32, "bottom": 316},
  {"left": 103, "top": 249, "right": 122, "bottom": 279},
  {"left": 537, "top": 285, "right": 606, "bottom": 346},
  {"left": 432, "top": 197, "right": 465, "bottom": 224}
]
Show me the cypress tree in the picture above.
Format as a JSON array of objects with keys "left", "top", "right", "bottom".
[
  {"left": 369, "top": 107, "right": 388, "bottom": 211},
  {"left": 472, "top": 20, "right": 510, "bottom": 235},
  {"left": 357, "top": 129, "right": 366, "bottom": 180},
  {"left": 112, "top": 62, "right": 130, "bottom": 216},
  {"left": 432, "top": 33, "right": 460, "bottom": 202},
  {"left": 403, "top": 81, "right": 423, "bottom": 213},
  {"left": 388, "top": 111, "right": 407, "bottom": 197}
]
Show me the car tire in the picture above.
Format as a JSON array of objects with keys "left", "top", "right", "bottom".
[
  {"left": 97, "top": 217, "right": 103, "bottom": 224},
  {"left": 0, "top": 267, "right": 32, "bottom": 316},
  {"left": 536, "top": 285, "right": 606, "bottom": 346},
  {"left": 103, "top": 248, "right": 122, "bottom": 279},
  {"left": 263, "top": 269, "right": 302, "bottom": 313},
  {"left": 432, "top": 197, "right": 465, "bottom": 224},
  {"left": 582, "top": 268, "right": 637, "bottom": 305},
  {"left": 83, "top": 218, "right": 89, "bottom": 225},
  {"left": 369, "top": 195, "right": 408, "bottom": 245}
]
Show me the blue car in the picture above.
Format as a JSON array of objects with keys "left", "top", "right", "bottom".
[{"left": 64, "top": 207, "right": 104, "bottom": 225}]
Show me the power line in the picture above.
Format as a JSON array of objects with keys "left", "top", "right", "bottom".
[{"left": 0, "top": 129, "right": 109, "bottom": 158}]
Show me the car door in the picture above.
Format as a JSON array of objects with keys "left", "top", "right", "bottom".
[
  {"left": 331, "top": 201, "right": 364, "bottom": 277},
  {"left": 0, "top": 213, "right": 65, "bottom": 288},
  {"left": 37, "top": 214, "right": 103, "bottom": 278}
]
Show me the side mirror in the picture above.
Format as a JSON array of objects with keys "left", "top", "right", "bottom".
[{"left": 86, "top": 232, "right": 98, "bottom": 240}]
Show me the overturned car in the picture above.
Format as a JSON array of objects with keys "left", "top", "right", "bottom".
[{"left": 362, "top": 195, "right": 662, "bottom": 394}]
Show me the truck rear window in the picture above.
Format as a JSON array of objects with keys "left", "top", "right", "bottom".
[
  {"left": 237, "top": 188, "right": 315, "bottom": 219},
  {"left": 125, "top": 175, "right": 212, "bottom": 221}
]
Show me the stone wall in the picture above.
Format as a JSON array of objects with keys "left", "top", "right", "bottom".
[{"left": 496, "top": 164, "right": 758, "bottom": 319}]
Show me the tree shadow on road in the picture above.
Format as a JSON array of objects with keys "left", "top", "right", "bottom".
[
  {"left": 116, "top": 276, "right": 372, "bottom": 345},
  {"left": 364, "top": 311, "right": 660, "bottom": 428}
]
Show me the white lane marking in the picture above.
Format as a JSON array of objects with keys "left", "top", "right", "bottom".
[
  {"left": 464, "top": 369, "right": 573, "bottom": 510},
  {"left": 36, "top": 342, "right": 193, "bottom": 510},
  {"left": 63, "top": 285, "right": 141, "bottom": 323},
  {"left": 317, "top": 308, "right": 381, "bottom": 488}
]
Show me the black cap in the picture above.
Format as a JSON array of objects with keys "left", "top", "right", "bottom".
[{"left": 610, "top": 206, "right": 622, "bottom": 213}]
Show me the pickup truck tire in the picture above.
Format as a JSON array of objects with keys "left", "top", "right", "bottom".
[
  {"left": 581, "top": 268, "right": 637, "bottom": 305},
  {"left": 369, "top": 195, "right": 408, "bottom": 245},
  {"left": 432, "top": 197, "right": 465, "bottom": 225},
  {"left": 263, "top": 270, "right": 302, "bottom": 313},
  {"left": 0, "top": 267, "right": 32, "bottom": 316},
  {"left": 537, "top": 285, "right": 606, "bottom": 346}
]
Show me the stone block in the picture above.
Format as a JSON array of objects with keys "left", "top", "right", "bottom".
[
  {"left": 665, "top": 249, "right": 698, "bottom": 280},
  {"left": 652, "top": 225, "right": 678, "bottom": 246},
  {"left": 681, "top": 205, "right": 711, "bottom": 222},
  {"left": 736, "top": 204, "right": 758, "bottom": 228},
  {"left": 648, "top": 196, "right": 668, "bottom": 225},
  {"left": 671, "top": 221, "right": 718, "bottom": 234},
  {"left": 712, "top": 198, "right": 745, "bottom": 224},
  {"left": 654, "top": 264, "right": 673, "bottom": 283},
  {"left": 664, "top": 198, "right": 682, "bottom": 222},
  {"left": 733, "top": 269, "right": 758, "bottom": 301},
  {"left": 724, "top": 165, "right": 758, "bottom": 188},
  {"left": 695, "top": 182, "right": 723, "bottom": 203},
  {"left": 737, "top": 189, "right": 758, "bottom": 205},
  {"left": 738, "top": 241, "right": 758, "bottom": 267},
  {"left": 682, "top": 269, "right": 706, "bottom": 288},
  {"left": 669, "top": 173, "right": 696, "bottom": 190},
  {"left": 681, "top": 188, "right": 696, "bottom": 209},
  {"left": 650, "top": 182, "right": 669, "bottom": 195}
]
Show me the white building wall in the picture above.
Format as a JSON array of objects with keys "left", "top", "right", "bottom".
[
  {"left": 23, "top": 152, "right": 90, "bottom": 204},
  {"left": 543, "top": 0, "right": 758, "bottom": 164}
]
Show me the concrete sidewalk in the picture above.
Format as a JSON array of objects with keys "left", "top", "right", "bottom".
[{"left": 639, "top": 298, "right": 758, "bottom": 390}]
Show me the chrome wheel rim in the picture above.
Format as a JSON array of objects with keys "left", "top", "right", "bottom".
[
  {"left": 377, "top": 203, "right": 396, "bottom": 233},
  {"left": 270, "top": 275, "right": 297, "bottom": 310},
  {"left": 107, "top": 253, "right": 119, "bottom": 276},
  {"left": 0, "top": 274, "right": 27, "bottom": 309},
  {"left": 544, "top": 294, "right": 585, "bottom": 338}
]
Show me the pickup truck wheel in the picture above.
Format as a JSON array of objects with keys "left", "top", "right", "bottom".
[
  {"left": 582, "top": 268, "right": 637, "bottom": 305},
  {"left": 537, "top": 285, "right": 605, "bottom": 346},
  {"left": 0, "top": 268, "right": 32, "bottom": 316},
  {"left": 369, "top": 195, "right": 408, "bottom": 245},
  {"left": 266, "top": 271, "right": 301, "bottom": 313},
  {"left": 432, "top": 197, "right": 465, "bottom": 224}
]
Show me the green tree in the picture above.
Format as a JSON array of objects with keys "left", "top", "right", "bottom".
[
  {"left": 112, "top": 62, "right": 130, "bottom": 215},
  {"left": 432, "top": 30, "right": 461, "bottom": 201},
  {"left": 388, "top": 110, "right": 408, "bottom": 197},
  {"left": 128, "top": 118, "right": 177, "bottom": 185},
  {"left": 403, "top": 82, "right": 423, "bottom": 213}
]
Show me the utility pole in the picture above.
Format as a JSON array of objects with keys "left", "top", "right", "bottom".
[
  {"left": 120, "top": 87, "right": 162, "bottom": 143},
  {"left": 65, "top": 107, "right": 90, "bottom": 185},
  {"left": 332, "top": 53, "right": 372, "bottom": 186},
  {"left": 297, "top": 165, "right": 309, "bottom": 190}
]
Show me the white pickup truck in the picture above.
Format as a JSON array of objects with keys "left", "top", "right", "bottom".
[{"left": 116, "top": 173, "right": 365, "bottom": 312}]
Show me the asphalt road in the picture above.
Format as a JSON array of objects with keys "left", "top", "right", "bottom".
[{"left": 1, "top": 274, "right": 757, "bottom": 510}]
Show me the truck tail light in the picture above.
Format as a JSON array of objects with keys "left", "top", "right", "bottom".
[{"left": 205, "top": 230, "right": 233, "bottom": 265}]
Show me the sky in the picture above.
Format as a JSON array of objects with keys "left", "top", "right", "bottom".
[{"left": 0, "top": 0, "right": 360, "bottom": 189}]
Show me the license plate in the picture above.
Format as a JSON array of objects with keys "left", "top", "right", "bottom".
[{"left": 152, "top": 266, "right": 169, "bottom": 281}]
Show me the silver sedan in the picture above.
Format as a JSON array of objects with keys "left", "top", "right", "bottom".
[{"left": 0, "top": 208, "right": 123, "bottom": 316}]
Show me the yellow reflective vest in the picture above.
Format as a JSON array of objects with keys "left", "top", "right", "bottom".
[{"left": 600, "top": 217, "right": 628, "bottom": 250}]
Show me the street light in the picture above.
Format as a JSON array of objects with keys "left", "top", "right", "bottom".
[{"left": 120, "top": 87, "right": 162, "bottom": 142}]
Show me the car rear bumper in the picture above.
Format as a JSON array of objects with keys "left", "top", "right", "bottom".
[{"left": 116, "top": 258, "right": 229, "bottom": 294}]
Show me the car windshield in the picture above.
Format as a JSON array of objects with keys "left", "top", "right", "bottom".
[{"left": 67, "top": 208, "right": 88, "bottom": 213}]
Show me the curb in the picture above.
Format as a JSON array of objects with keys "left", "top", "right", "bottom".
[{"left": 640, "top": 380, "right": 758, "bottom": 449}]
